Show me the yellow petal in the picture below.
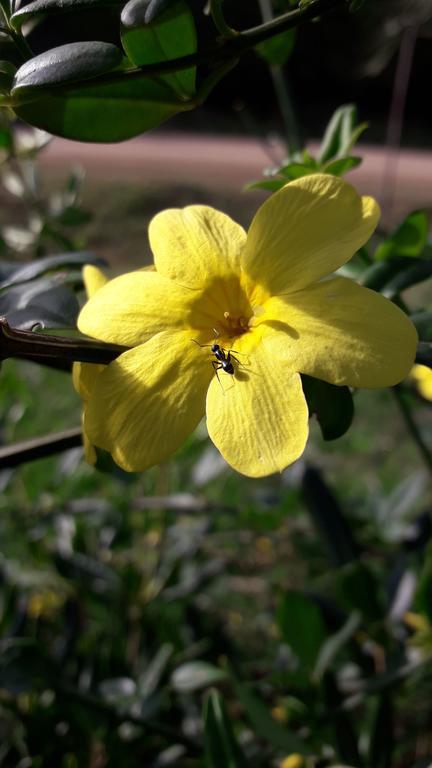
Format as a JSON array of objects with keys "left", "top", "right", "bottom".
[
  {"left": 259, "top": 277, "right": 417, "bottom": 387},
  {"left": 72, "top": 361, "right": 105, "bottom": 400},
  {"left": 82, "top": 264, "right": 108, "bottom": 298},
  {"left": 148, "top": 206, "right": 247, "bottom": 289},
  {"left": 411, "top": 364, "right": 432, "bottom": 400},
  {"left": 206, "top": 336, "right": 309, "bottom": 477},
  {"left": 78, "top": 270, "right": 194, "bottom": 346},
  {"left": 85, "top": 331, "right": 213, "bottom": 471},
  {"left": 243, "top": 174, "right": 379, "bottom": 295},
  {"left": 80, "top": 412, "right": 97, "bottom": 465}
]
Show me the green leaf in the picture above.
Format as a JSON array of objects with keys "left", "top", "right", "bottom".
[
  {"left": 302, "top": 375, "right": 354, "bottom": 441},
  {"left": 171, "top": 661, "right": 227, "bottom": 693},
  {"left": 411, "top": 312, "right": 432, "bottom": 342},
  {"left": 301, "top": 466, "right": 359, "bottom": 566},
  {"left": 245, "top": 178, "right": 287, "bottom": 192},
  {"left": 338, "top": 562, "right": 382, "bottom": 621},
  {"left": 323, "top": 155, "right": 362, "bottom": 176},
  {"left": 255, "top": 28, "right": 296, "bottom": 67},
  {"left": 230, "top": 673, "right": 307, "bottom": 754},
  {"left": 0, "top": 276, "right": 80, "bottom": 329},
  {"left": 0, "top": 252, "right": 104, "bottom": 290},
  {"left": 416, "top": 549, "right": 432, "bottom": 624},
  {"left": 14, "top": 74, "right": 192, "bottom": 142},
  {"left": 277, "top": 591, "right": 327, "bottom": 671},
  {"left": 369, "top": 695, "right": 394, "bottom": 768},
  {"left": 11, "top": 42, "right": 123, "bottom": 94},
  {"left": 204, "top": 690, "right": 248, "bottom": 768},
  {"left": 374, "top": 211, "right": 429, "bottom": 261},
  {"left": 380, "top": 258, "right": 432, "bottom": 299},
  {"left": 0, "top": 59, "right": 16, "bottom": 91},
  {"left": 313, "top": 611, "right": 361, "bottom": 682},
  {"left": 121, "top": 0, "right": 197, "bottom": 98},
  {"left": 318, "top": 104, "right": 367, "bottom": 164},
  {"left": 279, "top": 161, "right": 318, "bottom": 179},
  {"left": 11, "top": 0, "right": 124, "bottom": 31}
]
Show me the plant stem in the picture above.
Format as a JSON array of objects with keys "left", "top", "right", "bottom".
[
  {"left": 209, "top": 0, "right": 237, "bottom": 38},
  {"left": 8, "top": 29, "right": 33, "bottom": 59},
  {"left": 381, "top": 24, "right": 418, "bottom": 223},
  {"left": 12, "top": 0, "right": 345, "bottom": 102},
  {"left": 0, "top": 317, "right": 127, "bottom": 365},
  {"left": 392, "top": 384, "right": 432, "bottom": 480},
  {"left": 0, "top": 426, "right": 82, "bottom": 468},
  {"left": 257, "top": 0, "right": 300, "bottom": 154}
]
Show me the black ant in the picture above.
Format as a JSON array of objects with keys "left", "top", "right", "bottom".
[{"left": 192, "top": 340, "right": 242, "bottom": 386}]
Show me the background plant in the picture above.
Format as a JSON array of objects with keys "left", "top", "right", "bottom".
[{"left": 1, "top": 1, "right": 432, "bottom": 766}]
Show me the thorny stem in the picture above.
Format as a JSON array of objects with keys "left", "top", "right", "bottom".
[{"left": 392, "top": 385, "right": 432, "bottom": 481}]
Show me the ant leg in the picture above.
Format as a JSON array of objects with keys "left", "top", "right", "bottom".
[
  {"left": 212, "top": 361, "right": 224, "bottom": 392},
  {"left": 192, "top": 339, "right": 213, "bottom": 349}
]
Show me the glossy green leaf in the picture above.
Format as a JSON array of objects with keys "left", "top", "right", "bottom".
[
  {"left": 0, "top": 276, "right": 80, "bottom": 329},
  {"left": 204, "top": 690, "right": 248, "bottom": 768},
  {"left": 11, "top": 0, "right": 124, "bottom": 30},
  {"left": 318, "top": 104, "right": 367, "bottom": 164},
  {"left": 14, "top": 74, "right": 193, "bottom": 142},
  {"left": 277, "top": 591, "right": 326, "bottom": 671},
  {"left": 11, "top": 42, "right": 123, "bottom": 94},
  {"left": 121, "top": 0, "right": 196, "bottom": 98},
  {"left": 230, "top": 673, "right": 307, "bottom": 753},
  {"left": 302, "top": 375, "right": 354, "bottom": 441},
  {"left": 374, "top": 211, "right": 429, "bottom": 261},
  {"left": 255, "top": 28, "right": 296, "bottom": 66},
  {"left": 0, "top": 252, "right": 104, "bottom": 290}
]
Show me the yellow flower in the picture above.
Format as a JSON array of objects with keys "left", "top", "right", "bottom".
[
  {"left": 410, "top": 363, "right": 432, "bottom": 400},
  {"left": 280, "top": 755, "right": 304, "bottom": 768},
  {"left": 72, "top": 264, "right": 109, "bottom": 464},
  {"left": 77, "top": 174, "right": 417, "bottom": 478}
]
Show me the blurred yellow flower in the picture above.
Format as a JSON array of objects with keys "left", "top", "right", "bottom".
[
  {"left": 410, "top": 364, "right": 432, "bottom": 400},
  {"left": 27, "top": 589, "right": 64, "bottom": 619},
  {"left": 77, "top": 174, "right": 417, "bottom": 477},
  {"left": 404, "top": 611, "right": 432, "bottom": 656},
  {"left": 280, "top": 755, "right": 304, "bottom": 768}
]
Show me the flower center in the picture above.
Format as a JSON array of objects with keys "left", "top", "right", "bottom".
[{"left": 220, "top": 311, "right": 249, "bottom": 338}]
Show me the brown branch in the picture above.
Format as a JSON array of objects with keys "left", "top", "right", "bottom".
[
  {"left": 0, "top": 317, "right": 128, "bottom": 365},
  {"left": 0, "top": 426, "right": 83, "bottom": 469}
]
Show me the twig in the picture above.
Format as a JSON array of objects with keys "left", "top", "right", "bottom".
[
  {"left": 257, "top": 0, "right": 300, "bottom": 154},
  {"left": 0, "top": 426, "right": 82, "bottom": 469},
  {"left": 0, "top": 317, "right": 127, "bottom": 365},
  {"left": 381, "top": 25, "right": 419, "bottom": 223}
]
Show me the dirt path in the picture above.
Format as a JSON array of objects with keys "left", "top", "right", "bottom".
[{"left": 39, "top": 133, "right": 432, "bottom": 224}]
